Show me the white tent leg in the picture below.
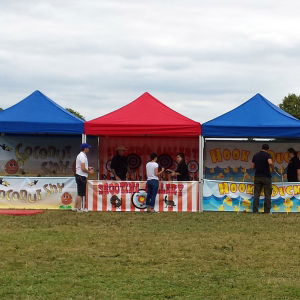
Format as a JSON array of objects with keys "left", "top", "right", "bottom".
[{"left": 199, "top": 135, "right": 204, "bottom": 212}]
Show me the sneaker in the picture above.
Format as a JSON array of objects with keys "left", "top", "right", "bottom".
[
  {"left": 71, "top": 208, "right": 78, "bottom": 212},
  {"left": 82, "top": 208, "right": 89, "bottom": 212}
]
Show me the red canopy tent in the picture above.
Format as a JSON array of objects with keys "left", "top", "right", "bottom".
[
  {"left": 84, "top": 92, "right": 201, "bottom": 136},
  {"left": 84, "top": 93, "right": 203, "bottom": 212}
]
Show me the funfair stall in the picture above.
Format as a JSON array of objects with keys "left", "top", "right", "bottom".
[
  {"left": 0, "top": 90, "right": 97, "bottom": 210},
  {"left": 202, "top": 93, "right": 300, "bottom": 213},
  {"left": 85, "top": 92, "right": 202, "bottom": 212}
]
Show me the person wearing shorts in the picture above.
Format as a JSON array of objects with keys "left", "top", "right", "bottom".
[{"left": 74, "top": 143, "right": 94, "bottom": 212}]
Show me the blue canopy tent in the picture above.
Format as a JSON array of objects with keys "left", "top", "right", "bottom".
[
  {"left": 0, "top": 90, "right": 84, "bottom": 134},
  {"left": 202, "top": 93, "right": 300, "bottom": 138}
]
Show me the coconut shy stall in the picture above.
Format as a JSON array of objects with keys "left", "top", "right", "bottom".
[{"left": 0, "top": 91, "right": 97, "bottom": 210}]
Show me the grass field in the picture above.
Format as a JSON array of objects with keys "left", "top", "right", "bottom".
[{"left": 0, "top": 211, "right": 299, "bottom": 300}]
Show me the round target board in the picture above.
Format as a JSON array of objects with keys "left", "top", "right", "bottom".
[
  {"left": 187, "top": 160, "right": 199, "bottom": 173},
  {"left": 106, "top": 160, "right": 112, "bottom": 172},
  {"left": 157, "top": 154, "right": 173, "bottom": 169},
  {"left": 127, "top": 153, "right": 142, "bottom": 169},
  {"left": 131, "top": 189, "right": 147, "bottom": 209}
]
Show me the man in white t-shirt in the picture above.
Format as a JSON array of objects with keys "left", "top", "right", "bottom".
[{"left": 74, "top": 143, "right": 94, "bottom": 212}]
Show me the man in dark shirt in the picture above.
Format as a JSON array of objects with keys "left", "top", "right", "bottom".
[
  {"left": 252, "top": 144, "right": 274, "bottom": 213},
  {"left": 111, "top": 146, "right": 128, "bottom": 180},
  {"left": 167, "top": 153, "right": 190, "bottom": 181},
  {"left": 287, "top": 148, "right": 300, "bottom": 182}
]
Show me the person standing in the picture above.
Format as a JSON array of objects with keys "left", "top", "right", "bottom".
[
  {"left": 252, "top": 144, "right": 274, "bottom": 214},
  {"left": 111, "top": 146, "right": 128, "bottom": 180},
  {"left": 74, "top": 143, "right": 94, "bottom": 212},
  {"left": 146, "top": 153, "right": 165, "bottom": 213},
  {"left": 287, "top": 148, "right": 300, "bottom": 182},
  {"left": 168, "top": 153, "right": 190, "bottom": 181}
]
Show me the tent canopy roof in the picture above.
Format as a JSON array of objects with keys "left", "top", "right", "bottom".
[
  {"left": 0, "top": 90, "right": 84, "bottom": 134},
  {"left": 85, "top": 92, "right": 201, "bottom": 136},
  {"left": 202, "top": 93, "right": 300, "bottom": 138}
]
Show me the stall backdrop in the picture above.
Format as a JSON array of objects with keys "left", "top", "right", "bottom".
[
  {"left": 0, "top": 135, "right": 98, "bottom": 177},
  {"left": 86, "top": 180, "right": 200, "bottom": 212},
  {"left": 99, "top": 136, "right": 199, "bottom": 181},
  {"left": 204, "top": 141, "right": 299, "bottom": 183}
]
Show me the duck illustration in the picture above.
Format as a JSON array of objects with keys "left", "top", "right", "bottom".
[
  {"left": 28, "top": 180, "right": 38, "bottom": 186},
  {"left": 224, "top": 167, "right": 230, "bottom": 174},
  {"left": 0, "top": 144, "right": 12, "bottom": 151},
  {"left": 218, "top": 204, "right": 225, "bottom": 211},
  {"left": 0, "top": 178, "right": 10, "bottom": 186},
  {"left": 242, "top": 199, "right": 251, "bottom": 208},
  {"left": 283, "top": 198, "right": 293, "bottom": 208},
  {"left": 217, "top": 172, "right": 225, "bottom": 179},
  {"left": 223, "top": 196, "right": 232, "bottom": 206},
  {"left": 110, "top": 195, "right": 122, "bottom": 208},
  {"left": 164, "top": 196, "right": 176, "bottom": 208}
]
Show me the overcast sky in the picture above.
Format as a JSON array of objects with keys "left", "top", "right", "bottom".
[{"left": 1, "top": 0, "right": 300, "bottom": 122}]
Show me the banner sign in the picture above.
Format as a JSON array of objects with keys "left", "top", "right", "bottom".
[
  {"left": 87, "top": 180, "right": 200, "bottom": 212},
  {"left": 0, "top": 135, "right": 98, "bottom": 177},
  {"left": 205, "top": 141, "right": 299, "bottom": 182},
  {"left": 0, "top": 177, "right": 77, "bottom": 209},
  {"left": 99, "top": 136, "right": 199, "bottom": 181},
  {"left": 203, "top": 179, "right": 300, "bottom": 213}
]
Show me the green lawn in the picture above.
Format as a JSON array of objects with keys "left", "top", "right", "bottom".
[{"left": 0, "top": 211, "right": 299, "bottom": 300}]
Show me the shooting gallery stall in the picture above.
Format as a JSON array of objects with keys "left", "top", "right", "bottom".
[
  {"left": 202, "top": 93, "right": 300, "bottom": 213},
  {"left": 0, "top": 90, "right": 97, "bottom": 210},
  {"left": 84, "top": 92, "right": 202, "bottom": 212}
]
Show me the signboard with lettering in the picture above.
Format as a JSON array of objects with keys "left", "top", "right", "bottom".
[
  {"left": 0, "top": 177, "right": 76, "bottom": 209},
  {"left": 86, "top": 180, "right": 200, "bottom": 212},
  {"left": 203, "top": 179, "right": 300, "bottom": 213}
]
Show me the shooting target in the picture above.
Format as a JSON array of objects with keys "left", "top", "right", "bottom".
[
  {"left": 127, "top": 153, "right": 142, "bottom": 169},
  {"left": 157, "top": 154, "right": 173, "bottom": 169},
  {"left": 131, "top": 189, "right": 147, "bottom": 209},
  {"left": 187, "top": 160, "right": 199, "bottom": 173},
  {"left": 106, "top": 160, "right": 112, "bottom": 172}
]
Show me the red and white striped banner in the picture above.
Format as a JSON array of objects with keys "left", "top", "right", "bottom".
[{"left": 86, "top": 180, "right": 200, "bottom": 212}]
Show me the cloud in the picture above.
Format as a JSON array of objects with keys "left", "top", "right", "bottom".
[{"left": 1, "top": 0, "right": 300, "bottom": 122}]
